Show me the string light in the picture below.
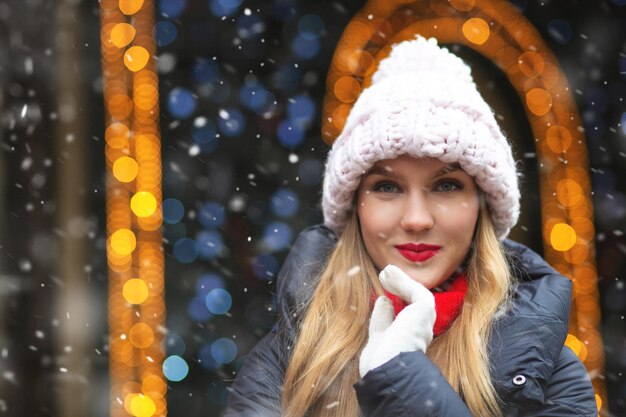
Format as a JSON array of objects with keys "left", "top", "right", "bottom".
[
  {"left": 322, "top": 0, "right": 606, "bottom": 412},
  {"left": 100, "top": 0, "right": 166, "bottom": 416}
]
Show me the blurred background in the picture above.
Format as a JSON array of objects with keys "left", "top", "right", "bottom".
[{"left": 0, "top": 0, "right": 625, "bottom": 416}]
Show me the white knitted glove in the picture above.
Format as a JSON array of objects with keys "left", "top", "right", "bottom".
[{"left": 359, "top": 265, "right": 436, "bottom": 378}]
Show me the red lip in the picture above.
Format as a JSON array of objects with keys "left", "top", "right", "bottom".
[{"left": 395, "top": 243, "right": 441, "bottom": 262}]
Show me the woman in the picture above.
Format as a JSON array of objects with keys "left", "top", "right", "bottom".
[{"left": 225, "top": 37, "right": 597, "bottom": 416}]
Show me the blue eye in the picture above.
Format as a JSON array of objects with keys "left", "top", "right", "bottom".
[
  {"left": 374, "top": 182, "right": 399, "bottom": 193},
  {"left": 435, "top": 180, "right": 461, "bottom": 192}
]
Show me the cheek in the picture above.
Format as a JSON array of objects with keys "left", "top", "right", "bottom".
[
  {"left": 357, "top": 197, "right": 393, "bottom": 239},
  {"left": 434, "top": 198, "right": 478, "bottom": 229},
  {"left": 357, "top": 201, "right": 376, "bottom": 236},
  {"left": 446, "top": 200, "right": 479, "bottom": 241}
]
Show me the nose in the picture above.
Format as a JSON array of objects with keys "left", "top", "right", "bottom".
[{"left": 399, "top": 193, "right": 435, "bottom": 232}]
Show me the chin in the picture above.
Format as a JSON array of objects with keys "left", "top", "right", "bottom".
[
  {"left": 405, "top": 271, "right": 439, "bottom": 288},
  {"left": 410, "top": 269, "right": 448, "bottom": 288}
]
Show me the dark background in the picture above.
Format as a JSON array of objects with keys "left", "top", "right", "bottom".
[{"left": 0, "top": 0, "right": 624, "bottom": 416}]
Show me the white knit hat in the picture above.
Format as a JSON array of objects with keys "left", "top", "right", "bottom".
[{"left": 322, "top": 36, "right": 520, "bottom": 240}]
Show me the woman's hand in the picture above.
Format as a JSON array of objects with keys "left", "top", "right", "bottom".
[{"left": 359, "top": 265, "right": 436, "bottom": 378}]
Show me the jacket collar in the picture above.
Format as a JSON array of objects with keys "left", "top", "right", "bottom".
[{"left": 276, "top": 227, "right": 572, "bottom": 405}]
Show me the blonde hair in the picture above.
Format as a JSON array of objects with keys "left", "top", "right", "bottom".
[{"left": 282, "top": 206, "right": 512, "bottom": 417}]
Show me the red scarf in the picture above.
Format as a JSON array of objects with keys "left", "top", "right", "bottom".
[{"left": 377, "top": 272, "right": 468, "bottom": 337}]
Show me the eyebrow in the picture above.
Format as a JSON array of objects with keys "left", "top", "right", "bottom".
[
  {"left": 433, "top": 163, "right": 462, "bottom": 177},
  {"left": 365, "top": 162, "right": 462, "bottom": 179},
  {"left": 366, "top": 165, "right": 396, "bottom": 177}
]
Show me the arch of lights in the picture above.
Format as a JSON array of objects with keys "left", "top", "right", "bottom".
[{"left": 322, "top": 0, "right": 605, "bottom": 414}]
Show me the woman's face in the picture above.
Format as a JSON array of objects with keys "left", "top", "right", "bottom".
[{"left": 356, "top": 155, "right": 480, "bottom": 289}]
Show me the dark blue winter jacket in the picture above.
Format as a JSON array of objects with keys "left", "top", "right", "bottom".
[{"left": 225, "top": 224, "right": 597, "bottom": 416}]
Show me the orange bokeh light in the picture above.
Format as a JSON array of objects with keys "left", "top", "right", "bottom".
[
  {"left": 517, "top": 51, "right": 544, "bottom": 79},
  {"left": 550, "top": 223, "right": 577, "bottom": 252},
  {"left": 113, "top": 156, "right": 139, "bottom": 183},
  {"left": 462, "top": 18, "right": 490, "bottom": 45},
  {"left": 526, "top": 88, "right": 552, "bottom": 116},
  {"left": 545, "top": 125, "right": 572, "bottom": 153},
  {"left": 129, "top": 323, "right": 155, "bottom": 349},
  {"left": 110, "top": 23, "right": 136, "bottom": 48},
  {"left": 334, "top": 76, "right": 361, "bottom": 103},
  {"left": 119, "top": 0, "right": 144, "bottom": 16},
  {"left": 124, "top": 46, "right": 150, "bottom": 72},
  {"left": 556, "top": 179, "right": 584, "bottom": 208}
]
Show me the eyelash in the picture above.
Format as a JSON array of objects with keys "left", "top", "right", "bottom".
[
  {"left": 435, "top": 180, "right": 463, "bottom": 192},
  {"left": 372, "top": 181, "right": 400, "bottom": 193},
  {"left": 372, "top": 180, "right": 463, "bottom": 193}
]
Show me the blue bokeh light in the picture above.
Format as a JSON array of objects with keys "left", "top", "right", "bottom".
[
  {"left": 164, "top": 333, "right": 186, "bottom": 356},
  {"left": 251, "top": 254, "right": 279, "bottom": 280},
  {"left": 205, "top": 288, "right": 232, "bottom": 314},
  {"left": 173, "top": 237, "right": 199, "bottom": 264},
  {"left": 240, "top": 82, "right": 276, "bottom": 115},
  {"left": 196, "top": 273, "right": 225, "bottom": 296},
  {"left": 163, "top": 355, "right": 189, "bottom": 382},
  {"left": 167, "top": 87, "right": 197, "bottom": 119},
  {"left": 277, "top": 120, "right": 304, "bottom": 149},
  {"left": 621, "top": 113, "right": 626, "bottom": 135},
  {"left": 291, "top": 35, "right": 320, "bottom": 60},
  {"left": 298, "top": 14, "right": 324, "bottom": 40},
  {"left": 155, "top": 20, "right": 178, "bottom": 47},
  {"left": 197, "top": 230, "right": 224, "bottom": 260},
  {"left": 298, "top": 158, "right": 323, "bottom": 185},
  {"left": 211, "top": 338, "right": 238, "bottom": 364},
  {"left": 187, "top": 297, "right": 213, "bottom": 322},
  {"left": 209, "top": 0, "right": 243, "bottom": 17},
  {"left": 198, "top": 202, "right": 225, "bottom": 229},
  {"left": 163, "top": 198, "right": 185, "bottom": 224},
  {"left": 270, "top": 188, "right": 299, "bottom": 217},
  {"left": 250, "top": 89, "right": 277, "bottom": 116},
  {"left": 547, "top": 19, "right": 573, "bottom": 45},
  {"left": 192, "top": 58, "right": 220, "bottom": 84},
  {"left": 287, "top": 94, "right": 315, "bottom": 126},
  {"left": 158, "top": 0, "right": 187, "bottom": 18},
  {"left": 217, "top": 108, "right": 246, "bottom": 137},
  {"left": 198, "top": 343, "right": 220, "bottom": 371},
  {"left": 239, "top": 81, "right": 259, "bottom": 106},
  {"left": 262, "top": 222, "right": 293, "bottom": 252}
]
